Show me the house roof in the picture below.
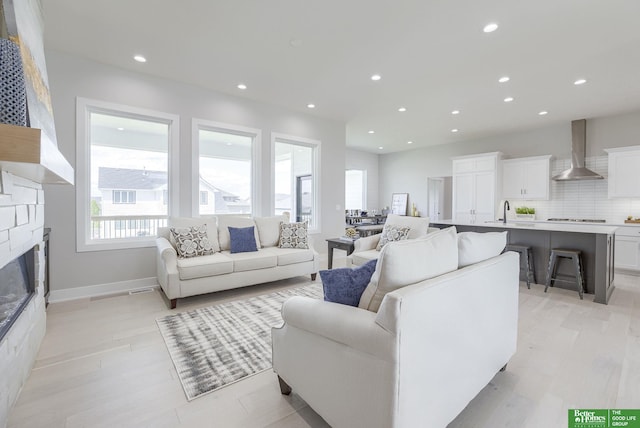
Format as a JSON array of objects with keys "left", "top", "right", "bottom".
[
  {"left": 98, "top": 167, "right": 168, "bottom": 190},
  {"left": 97, "top": 168, "right": 242, "bottom": 201}
]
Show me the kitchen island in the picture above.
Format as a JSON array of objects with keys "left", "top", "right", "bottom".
[{"left": 431, "top": 220, "right": 617, "bottom": 304}]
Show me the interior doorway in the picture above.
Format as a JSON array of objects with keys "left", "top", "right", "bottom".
[{"left": 427, "top": 177, "right": 452, "bottom": 221}]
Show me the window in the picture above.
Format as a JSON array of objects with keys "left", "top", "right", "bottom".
[
  {"left": 194, "top": 119, "right": 261, "bottom": 216},
  {"left": 113, "top": 190, "right": 136, "bottom": 204},
  {"left": 345, "top": 169, "right": 366, "bottom": 210},
  {"left": 76, "top": 98, "right": 179, "bottom": 251},
  {"left": 199, "top": 191, "right": 208, "bottom": 205},
  {"left": 272, "top": 133, "right": 321, "bottom": 231}
]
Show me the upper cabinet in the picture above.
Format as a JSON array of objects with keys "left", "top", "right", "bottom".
[
  {"left": 501, "top": 155, "right": 552, "bottom": 200},
  {"left": 452, "top": 152, "right": 501, "bottom": 224},
  {"left": 605, "top": 145, "right": 640, "bottom": 198}
]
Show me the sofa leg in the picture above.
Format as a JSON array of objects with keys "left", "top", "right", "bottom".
[
  {"left": 500, "top": 364, "right": 507, "bottom": 372},
  {"left": 278, "top": 375, "right": 292, "bottom": 395},
  {"left": 170, "top": 298, "right": 177, "bottom": 309},
  {"left": 311, "top": 273, "right": 317, "bottom": 281}
]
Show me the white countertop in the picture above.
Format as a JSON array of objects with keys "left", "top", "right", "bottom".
[{"left": 432, "top": 219, "right": 619, "bottom": 235}]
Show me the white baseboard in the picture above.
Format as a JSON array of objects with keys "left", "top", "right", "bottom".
[{"left": 48, "top": 277, "right": 159, "bottom": 303}]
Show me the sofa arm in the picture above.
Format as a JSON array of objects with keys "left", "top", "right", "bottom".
[
  {"left": 353, "top": 234, "right": 380, "bottom": 252},
  {"left": 156, "top": 236, "right": 178, "bottom": 268},
  {"left": 279, "top": 296, "right": 396, "bottom": 360}
]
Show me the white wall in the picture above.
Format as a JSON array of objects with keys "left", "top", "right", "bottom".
[
  {"left": 44, "top": 50, "right": 346, "bottom": 294},
  {"left": 346, "top": 149, "right": 379, "bottom": 211},
  {"left": 379, "top": 110, "right": 640, "bottom": 218}
]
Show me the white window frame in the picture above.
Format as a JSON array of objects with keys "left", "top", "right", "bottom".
[
  {"left": 191, "top": 118, "right": 262, "bottom": 217},
  {"left": 76, "top": 97, "right": 179, "bottom": 252},
  {"left": 199, "top": 190, "right": 208, "bottom": 205},
  {"left": 270, "top": 132, "right": 321, "bottom": 233}
]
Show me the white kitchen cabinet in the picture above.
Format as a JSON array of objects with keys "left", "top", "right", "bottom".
[
  {"left": 605, "top": 145, "right": 640, "bottom": 198},
  {"left": 615, "top": 226, "right": 640, "bottom": 272},
  {"left": 452, "top": 152, "right": 501, "bottom": 223},
  {"left": 502, "top": 155, "right": 552, "bottom": 200}
]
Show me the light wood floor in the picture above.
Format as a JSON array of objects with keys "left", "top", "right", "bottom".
[{"left": 8, "top": 257, "right": 640, "bottom": 428}]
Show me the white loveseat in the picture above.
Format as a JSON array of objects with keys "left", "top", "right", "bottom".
[
  {"left": 156, "top": 215, "right": 319, "bottom": 309},
  {"left": 272, "top": 228, "right": 519, "bottom": 428}
]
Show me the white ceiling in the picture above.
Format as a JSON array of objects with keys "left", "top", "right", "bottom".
[{"left": 43, "top": 0, "right": 640, "bottom": 154}]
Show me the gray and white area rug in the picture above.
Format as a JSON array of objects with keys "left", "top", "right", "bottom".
[{"left": 156, "top": 283, "right": 322, "bottom": 401}]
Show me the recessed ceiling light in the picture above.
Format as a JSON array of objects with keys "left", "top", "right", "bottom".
[
  {"left": 504, "top": 97, "right": 514, "bottom": 103},
  {"left": 451, "top": 110, "right": 460, "bottom": 115},
  {"left": 538, "top": 111, "right": 548, "bottom": 116},
  {"left": 117, "top": 127, "right": 124, "bottom": 131},
  {"left": 307, "top": 103, "right": 315, "bottom": 109},
  {"left": 398, "top": 107, "right": 407, "bottom": 112},
  {"left": 407, "top": 141, "right": 413, "bottom": 144},
  {"left": 226, "top": 142, "right": 232, "bottom": 146},
  {"left": 378, "top": 146, "right": 384, "bottom": 150},
  {"left": 451, "top": 129, "right": 459, "bottom": 133},
  {"left": 483, "top": 23, "right": 499, "bottom": 33},
  {"left": 574, "top": 78, "right": 587, "bottom": 85},
  {"left": 498, "top": 76, "right": 510, "bottom": 83},
  {"left": 368, "top": 130, "right": 375, "bottom": 134},
  {"left": 237, "top": 83, "right": 247, "bottom": 90},
  {"left": 371, "top": 74, "right": 381, "bottom": 81},
  {"left": 133, "top": 55, "right": 147, "bottom": 63}
]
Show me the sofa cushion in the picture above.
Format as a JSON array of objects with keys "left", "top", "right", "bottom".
[
  {"left": 176, "top": 253, "right": 234, "bottom": 280},
  {"left": 320, "top": 259, "right": 377, "bottom": 307},
  {"left": 254, "top": 215, "right": 289, "bottom": 247},
  {"left": 376, "top": 224, "right": 410, "bottom": 251},
  {"left": 351, "top": 249, "right": 380, "bottom": 267},
  {"left": 359, "top": 226, "right": 459, "bottom": 312},
  {"left": 278, "top": 222, "right": 309, "bottom": 249},
  {"left": 384, "top": 214, "right": 431, "bottom": 239},
  {"left": 168, "top": 217, "right": 220, "bottom": 252},
  {"left": 170, "top": 225, "right": 215, "bottom": 258},
  {"left": 458, "top": 231, "right": 508, "bottom": 268},
  {"left": 267, "top": 247, "right": 315, "bottom": 266},
  {"left": 223, "top": 250, "right": 278, "bottom": 272},
  {"left": 217, "top": 216, "right": 262, "bottom": 251},
  {"left": 229, "top": 226, "right": 259, "bottom": 253}
]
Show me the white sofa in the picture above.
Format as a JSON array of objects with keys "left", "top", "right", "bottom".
[
  {"left": 272, "top": 228, "right": 519, "bottom": 428},
  {"left": 156, "top": 215, "right": 319, "bottom": 309},
  {"left": 348, "top": 214, "right": 435, "bottom": 267}
]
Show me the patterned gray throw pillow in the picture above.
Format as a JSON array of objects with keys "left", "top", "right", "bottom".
[
  {"left": 376, "top": 224, "right": 411, "bottom": 251},
  {"left": 170, "top": 224, "right": 215, "bottom": 258},
  {"left": 278, "top": 222, "right": 309, "bottom": 249}
]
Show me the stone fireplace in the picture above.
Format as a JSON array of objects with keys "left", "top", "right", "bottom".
[{"left": 0, "top": 170, "right": 47, "bottom": 425}]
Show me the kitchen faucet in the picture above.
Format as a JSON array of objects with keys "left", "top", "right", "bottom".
[{"left": 503, "top": 200, "right": 510, "bottom": 224}]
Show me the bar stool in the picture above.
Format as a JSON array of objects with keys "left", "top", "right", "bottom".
[
  {"left": 505, "top": 244, "right": 536, "bottom": 289},
  {"left": 544, "top": 248, "right": 585, "bottom": 300}
]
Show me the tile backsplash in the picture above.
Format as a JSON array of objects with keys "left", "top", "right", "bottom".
[{"left": 508, "top": 156, "right": 640, "bottom": 223}]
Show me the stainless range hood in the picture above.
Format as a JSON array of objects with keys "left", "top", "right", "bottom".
[{"left": 552, "top": 119, "right": 603, "bottom": 181}]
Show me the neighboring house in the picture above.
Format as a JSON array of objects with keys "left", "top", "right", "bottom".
[
  {"left": 98, "top": 167, "right": 168, "bottom": 217},
  {"left": 97, "top": 166, "right": 247, "bottom": 221},
  {"left": 198, "top": 177, "right": 250, "bottom": 215}
]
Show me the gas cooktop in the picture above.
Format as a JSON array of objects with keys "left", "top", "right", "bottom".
[{"left": 546, "top": 218, "right": 607, "bottom": 223}]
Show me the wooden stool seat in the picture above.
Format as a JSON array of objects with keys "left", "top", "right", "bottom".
[
  {"left": 505, "top": 244, "right": 536, "bottom": 289},
  {"left": 545, "top": 248, "right": 585, "bottom": 300}
]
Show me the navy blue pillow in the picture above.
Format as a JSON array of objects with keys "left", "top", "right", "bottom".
[
  {"left": 320, "top": 259, "right": 377, "bottom": 307},
  {"left": 228, "top": 226, "right": 258, "bottom": 253}
]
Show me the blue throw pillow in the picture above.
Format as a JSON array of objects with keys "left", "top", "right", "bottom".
[
  {"left": 228, "top": 226, "right": 258, "bottom": 253},
  {"left": 320, "top": 259, "right": 377, "bottom": 307}
]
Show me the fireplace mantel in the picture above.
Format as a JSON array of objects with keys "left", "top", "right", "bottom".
[{"left": 0, "top": 123, "right": 74, "bottom": 185}]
